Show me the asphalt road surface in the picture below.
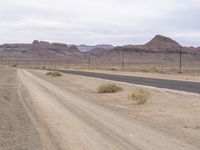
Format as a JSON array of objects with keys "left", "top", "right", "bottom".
[{"left": 59, "top": 70, "right": 200, "bottom": 94}]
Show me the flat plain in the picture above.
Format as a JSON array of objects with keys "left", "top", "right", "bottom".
[{"left": 0, "top": 68, "right": 200, "bottom": 150}]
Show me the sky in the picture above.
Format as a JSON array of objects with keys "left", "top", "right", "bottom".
[{"left": 0, "top": 0, "right": 199, "bottom": 46}]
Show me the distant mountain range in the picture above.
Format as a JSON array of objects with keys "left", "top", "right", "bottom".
[
  {"left": 76, "top": 44, "right": 114, "bottom": 52},
  {"left": 0, "top": 35, "right": 199, "bottom": 68},
  {"left": 114, "top": 35, "right": 188, "bottom": 53}
]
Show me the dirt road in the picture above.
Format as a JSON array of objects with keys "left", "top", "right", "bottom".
[
  {"left": 0, "top": 68, "right": 200, "bottom": 150},
  {"left": 0, "top": 69, "right": 44, "bottom": 150}
]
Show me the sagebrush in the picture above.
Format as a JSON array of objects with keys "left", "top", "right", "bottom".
[
  {"left": 98, "top": 84, "right": 122, "bottom": 93},
  {"left": 130, "top": 88, "right": 150, "bottom": 104},
  {"left": 46, "top": 71, "right": 61, "bottom": 77}
]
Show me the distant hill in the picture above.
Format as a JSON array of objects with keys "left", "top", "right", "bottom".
[
  {"left": 0, "top": 35, "right": 200, "bottom": 68},
  {"left": 113, "top": 35, "right": 182, "bottom": 53},
  {"left": 145, "top": 35, "right": 180, "bottom": 51},
  {"left": 90, "top": 35, "right": 200, "bottom": 68},
  {"left": 86, "top": 48, "right": 112, "bottom": 57},
  {"left": 77, "top": 44, "right": 114, "bottom": 52},
  {"left": 0, "top": 40, "right": 80, "bottom": 60}
]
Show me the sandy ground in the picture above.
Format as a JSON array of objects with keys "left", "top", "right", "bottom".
[
  {"left": 0, "top": 68, "right": 200, "bottom": 150},
  {"left": 0, "top": 69, "right": 44, "bottom": 150}
]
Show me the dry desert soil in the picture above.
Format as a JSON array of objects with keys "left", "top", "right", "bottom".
[{"left": 0, "top": 68, "right": 200, "bottom": 150}]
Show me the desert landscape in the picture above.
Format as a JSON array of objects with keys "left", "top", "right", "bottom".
[
  {"left": 1, "top": 24, "right": 200, "bottom": 150},
  {"left": 0, "top": 35, "right": 200, "bottom": 73},
  {"left": 0, "top": 68, "right": 200, "bottom": 150},
  {"left": 1, "top": 0, "right": 200, "bottom": 149}
]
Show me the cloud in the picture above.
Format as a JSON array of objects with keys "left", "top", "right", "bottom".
[{"left": 0, "top": 0, "right": 199, "bottom": 46}]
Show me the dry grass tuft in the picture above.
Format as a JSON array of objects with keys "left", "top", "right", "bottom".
[
  {"left": 98, "top": 84, "right": 122, "bottom": 93},
  {"left": 130, "top": 88, "right": 150, "bottom": 105},
  {"left": 46, "top": 71, "right": 62, "bottom": 77}
]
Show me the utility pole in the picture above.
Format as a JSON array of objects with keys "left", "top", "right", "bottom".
[
  {"left": 68, "top": 56, "right": 70, "bottom": 68},
  {"left": 53, "top": 55, "right": 56, "bottom": 72},
  {"left": 88, "top": 55, "right": 91, "bottom": 69},
  {"left": 65, "top": 54, "right": 67, "bottom": 68},
  {"left": 8, "top": 49, "right": 11, "bottom": 71},
  {"left": 179, "top": 46, "right": 182, "bottom": 72},
  {"left": 122, "top": 50, "right": 125, "bottom": 70}
]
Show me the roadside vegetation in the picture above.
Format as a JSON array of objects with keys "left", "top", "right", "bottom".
[
  {"left": 129, "top": 88, "right": 150, "bottom": 105},
  {"left": 46, "top": 71, "right": 62, "bottom": 77},
  {"left": 98, "top": 83, "right": 122, "bottom": 93},
  {"left": 11, "top": 64, "right": 17, "bottom": 67}
]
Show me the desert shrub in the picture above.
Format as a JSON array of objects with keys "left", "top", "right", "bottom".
[
  {"left": 46, "top": 72, "right": 52, "bottom": 75},
  {"left": 110, "top": 68, "right": 118, "bottom": 71},
  {"left": 11, "top": 64, "right": 17, "bottom": 67},
  {"left": 42, "top": 66, "right": 46, "bottom": 69},
  {"left": 98, "top": 84, "right": 122, "bottom": 93},
  {"left": 130, "top": 88, "right": 150, "bottom": 105},
  {"left": 46, "top": 71, "right": 61, "bottom": 77}
]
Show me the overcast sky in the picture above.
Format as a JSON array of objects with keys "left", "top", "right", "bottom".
[{"left": 0, "top": 0, "right": 199, "bottom": 46}]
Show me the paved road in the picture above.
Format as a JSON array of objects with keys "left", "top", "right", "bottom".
[{"left": 59, "top": 70, "right": 200, "bottom": 94}]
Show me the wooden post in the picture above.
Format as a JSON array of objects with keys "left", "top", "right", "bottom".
[
  {"left": 53, "top": 55, "right": 56, "bottom": 72},
  {"left": 122, "top": 51, "right": 125, "bottom": 70},
  {"left": 88, "top": 56, "right": 91, "bottom": 69},
  {"left": 179, "top": 46, "right": 182, "bottom": 72},
  {"left": 8, "top": 49, "right": 11, "bottom": 71},
  {"left": 65, "top": 54, "right": 67, "bottom": 68},
  {"left": 68, "top": 56, "right": 70, "bottom": 68}
]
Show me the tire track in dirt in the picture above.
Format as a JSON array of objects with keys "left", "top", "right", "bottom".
[{"left": 0, "top": 69, "right": 43, "bottom": 150}]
